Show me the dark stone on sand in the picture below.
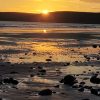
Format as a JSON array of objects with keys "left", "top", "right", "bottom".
[
  {"left": 33, "top": 52, "right": 37, "bottom": 55},
  {"left": 52, "top": 91, "right": 56, "bottom": 94},
  {"left": 6, "top": 62, "right": 11, "bottom": 64},
  {"left": 96, "top": 71, "right": 99, "bottom": 74},
  {"left": 91, "top": 65, "right": 94, "bottom": 67},
  {"left": 46, "top": 59, "right": 52, "bottom": 62},
  {"left": 92, "top": 45, "right": 97, "bottom": 48},
  {"left": 80, "top": 82, "right": 85, "bottom": 84},
  {"left": 3, "top": 78, "right": 19, "bottom": 85},
  {"left": 72, "top": 85, "right": 79, "bottom": 88},
  {"left": 84, "top": 55, "right": 90, "bottom": 61},
  {"left": 19, "top": 57, "right": 24, "bottom": 59},
  {"left": 75, "top": 61, "right": 79, "bottom": 64},
  {"left": 91, "top": 88, "right": 99, "bottom": 96},
  {"left": 49, "top": 56, "right": 52, "bottom": 58},
  {"left": 39, "top": 69, "right": 46, "bottom": 73},
  {"left": 60, "top": 75, "right": 77, "bottom": 86},
  {"left": 10, "top": 71, "right": 18, "bottom": 74},
  {"left": 30, "top": 74, "right": 34, "bottom": 77},
  {"left": 84, "top": 55, "right": 88, "bottom": 58},
  {"left": 60, "top": 92, "right": 66, "bottom": 95},
  {"left": 79, "top": 84, "right": 83, "bottom": 88},
  {"left": 84, "top": 86, "right": 92, "bottom": 90},
  {"left": 86, "top": 57, "right": 90, "bottom": 61},
  {"left": 25, "top": 52, "right": 28, "bottom": 55},
  {"left": 78, "top": 87, "right": 84, "bottom": 92},
  {"left": 90, "top": 74, "right": 100, "bottom": 84},
  {"left": 80, "top": 82, "right": 85, "bottom": 85},
  {"left": 97, "top": 57, "right": 100, "bottom": 60},
  {"left": 54, "top": 85, "right": 60, "bottom": 88},
  {"left": 76, "top": 74, "right": 79, "bottom": 76},
  {"left": 39, "top": 69, "right": 46, "bottom": 75},
  {"left": 0, "top": 75, "right": 2, "bottom": 85},
  {"left": 83, "top": 71, "right": 86, "bottom": 74},
  {"left": 39, "top": 89, "right": 52, "bottom": 96},
  {"left": 64, "top": 62, "right": 70, "bottom": 66},
  {"left": 0, "top": 81, "right": 2, "bottom": 85},
  {"left": 30, "top": 67, "right": 33, "bottom": 69},
  {"left": 38, "top": 66, "right": 43, "bottom": 69}
]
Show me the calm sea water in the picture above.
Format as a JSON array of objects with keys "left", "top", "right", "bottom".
[
  {"left": 0, "top": 21, "right": 100, "bottom": 63},
  {"left": 0, "top": 21, "right": 100, "bottom": 33}
]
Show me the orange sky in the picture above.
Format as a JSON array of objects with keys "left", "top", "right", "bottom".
[{"left": 0, "top": 0, "right": 100, "bottom": 13}]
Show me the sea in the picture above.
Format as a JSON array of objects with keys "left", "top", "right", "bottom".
[
  {"left": 0, "top": 21, "right": 100, "bottom": 63},
  {"left": 0, "top": 21, "right": 100, "bottom": 34}
]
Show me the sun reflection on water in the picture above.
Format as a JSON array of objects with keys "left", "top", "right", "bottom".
[
  {"left": 32, "top": 42, "right": 61, "bottom": 53},
  {"left": 43, "top": 29, "right": 47, "bottom": 33}
]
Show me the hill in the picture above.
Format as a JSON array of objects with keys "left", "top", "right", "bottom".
[{"left": 0, "top": 11, "right": 100, "bottom": 24}]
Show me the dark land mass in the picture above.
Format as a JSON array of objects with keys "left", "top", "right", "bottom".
[{"left": 0, "top": 11, "right": 100, "bottom": 24}]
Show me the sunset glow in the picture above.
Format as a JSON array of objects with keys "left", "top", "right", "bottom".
[
  {"left": 43, "top": 29, "right": 47, "bottom": 33},
  {"left": 42, "top": 10, "right": 49, "bottom": 15},
  {"left": 0, "top": 0, "right": 100, "bottom": 13}
]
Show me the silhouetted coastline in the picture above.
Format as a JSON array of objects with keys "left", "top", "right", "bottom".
[{"left": 0, "top": 11, "right": 100, "bottom": 24}]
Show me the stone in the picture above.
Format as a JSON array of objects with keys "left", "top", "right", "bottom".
[
  {"left": 3, "top": 78, "right": 19, "bottom": 85},
  {"left": 39, "top": 89, "right": 52, "bottom": 96},
  {"left": 90, "top": 74, "right": 100, "bottom": 84},
  {"left": 92, "top": 45, "right": 97, "bottom": 48},
  {"left": 78, "top": 87, "right": 84, "bottom": 92},
  {"left": 46, "top": 59, "right": 52, "bottom": 62},
  {"left": 39, "top": 69, "right": 46, "bottom": 75},
  {"left": 10, "top": 71, "right": 18, "bottom": 74},
  {"left": 54, "top": 85, "right": 59, "bottom": 88},
  {"left": 91, "top": 88, "right": 99, "bottom": 96},
  {"left": 60, "top": 75, "right": 77, "bottom": 86}
]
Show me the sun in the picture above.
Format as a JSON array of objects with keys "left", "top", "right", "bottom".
[
  {"left": 43, "top": 29, "right": 47, "bottom": 33},
  {"left": 42, "top": 10, "right": 49, "bottom": 15}
]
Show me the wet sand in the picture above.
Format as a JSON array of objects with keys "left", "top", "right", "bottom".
[{"left": 0, "top": 32, "right": 100, "bottom": 100}]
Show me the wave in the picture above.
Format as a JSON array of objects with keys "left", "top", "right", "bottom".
[{"left": 0, "top": 21, "right": 100, "bottom": 29}]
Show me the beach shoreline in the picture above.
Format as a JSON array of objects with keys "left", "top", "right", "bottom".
[{"left": 0, "top": 22, "right": 100, "bottom": 100}]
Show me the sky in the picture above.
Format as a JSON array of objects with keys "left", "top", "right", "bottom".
[{"left": 0, "top": 0, "right": 100, "bottom": 13}]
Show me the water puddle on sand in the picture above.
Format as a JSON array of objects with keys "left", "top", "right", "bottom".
[{"left": 0, "top": 37, "right": 99, "bottom": 63}]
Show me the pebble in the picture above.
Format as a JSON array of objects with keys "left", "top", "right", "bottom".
[
  {"left": 46, "top": 59, "right": 52, "bottom": 62},
  {"left": 92, "top": 45, "right": 97, "bottom": 48},
  {"left": 39, "top": 89, "right": 52, "bottom": 96},
  {"left": 78, "top": 87, "right": 84, "bottom": 92},
  {"left": 54, "top": 85, "right": 60, "bottom": 88},
  {"left": 3, "top": 78, "right": 19, "bottom": 85},
  {"left": 91, "top": 88, "right": 99, "bottom": 96}
]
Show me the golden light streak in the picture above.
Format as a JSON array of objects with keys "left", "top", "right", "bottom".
[
  {"left": 43, "top": 29, "right": 47, "bottom": 33},
  {"left": 42, "top": 10, "right": 49, "bottom": 15}
]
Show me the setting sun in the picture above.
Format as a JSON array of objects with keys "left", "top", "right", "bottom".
[
  {"left": 43, "top": 29, "right": 47, "bottom": 33},
  {"left": 42, "top": 10, "right": 49, "bottom": 15}
]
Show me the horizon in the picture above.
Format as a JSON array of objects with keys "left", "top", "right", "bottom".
[
  {"left": 0, "top": 10, "right": 100, "bottom": 14},
  {"left": 1, "top": 11, "right": 100, "bottom": 24},
  {"left": 0, "top": 0, "right": 100, "bottom": 13}
]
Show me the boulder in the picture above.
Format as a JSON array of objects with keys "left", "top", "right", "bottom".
[{"left": 60, "top": 75, "right": 77, "bottom": 86}]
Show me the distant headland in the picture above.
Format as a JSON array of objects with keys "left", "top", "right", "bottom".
[{"left": 0, "top": 11, "right": 100, "bottom": 24}]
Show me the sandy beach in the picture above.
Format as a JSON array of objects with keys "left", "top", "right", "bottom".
[{"left": 0, "top": 22, "right": 100, "bottom": 100}]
